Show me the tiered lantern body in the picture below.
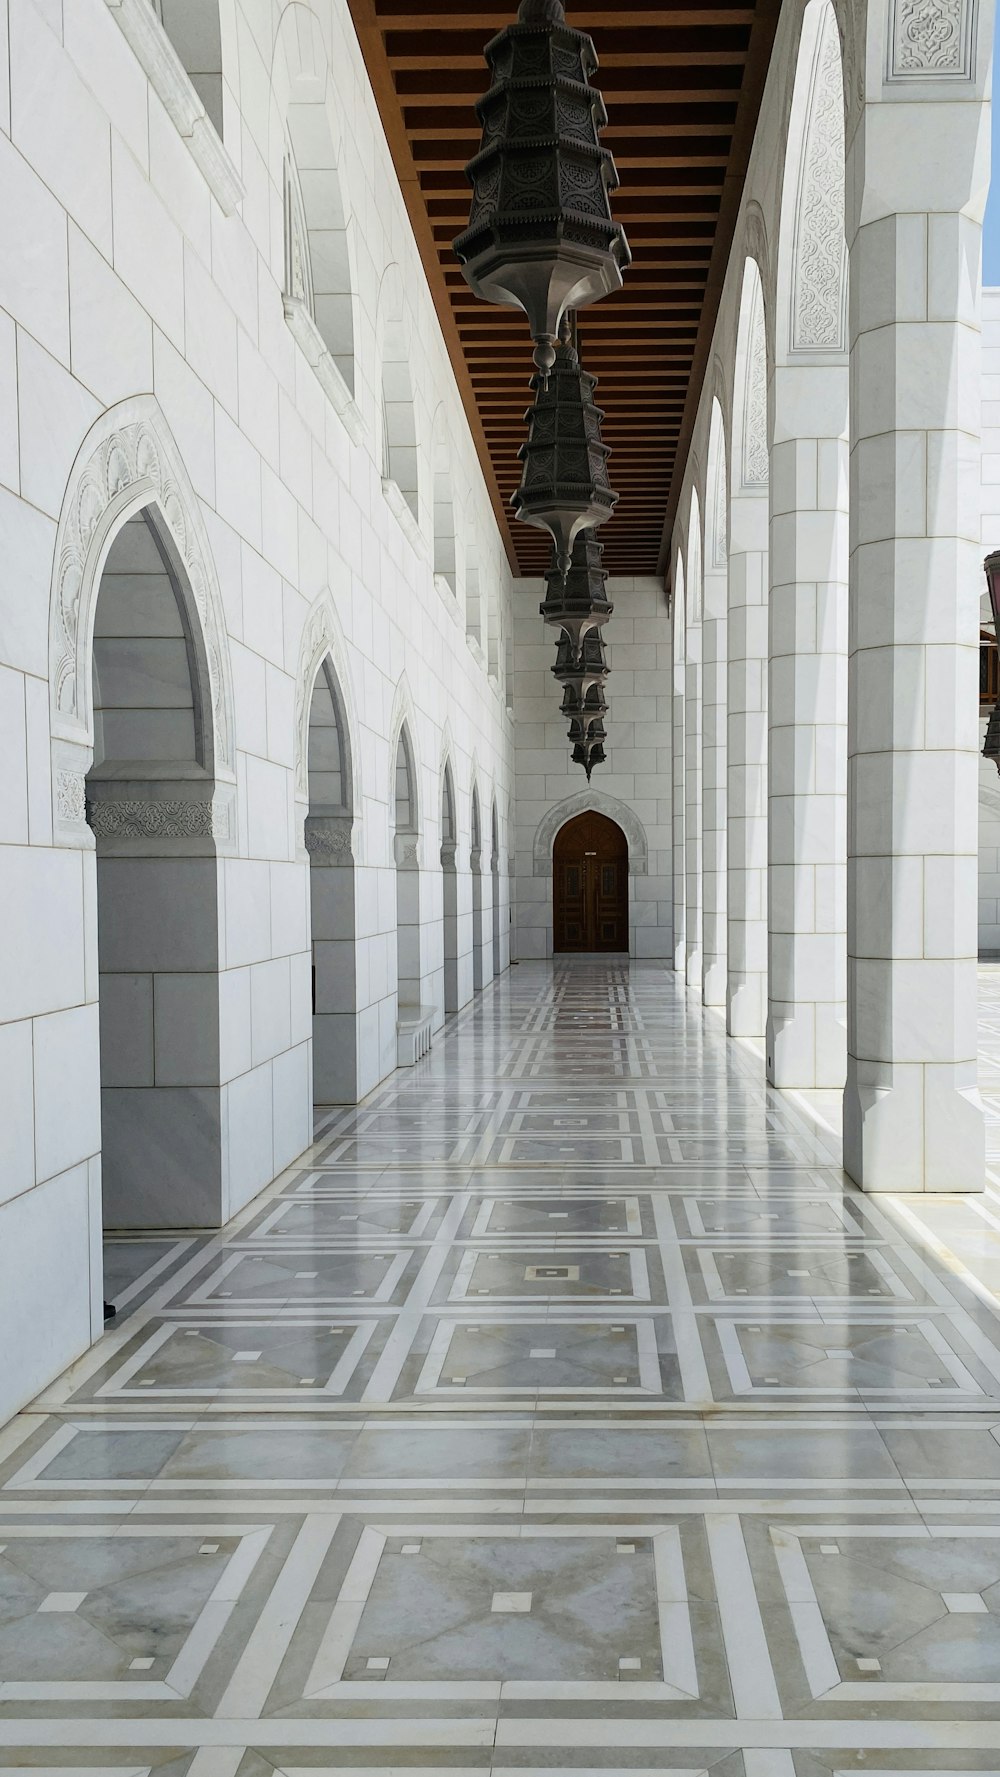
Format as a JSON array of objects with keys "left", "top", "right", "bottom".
[
  {"left": 539, "top": 528, "right": 612, "bottom": 650},
  {"left": 453, "top": 0, "right": 630, "bottom": 374},
  {"left": 513, "top": 339, "right": 616, "bottom": 571},
  {"left": 552, "top": 628, "right": 608, "bottom": 708}
]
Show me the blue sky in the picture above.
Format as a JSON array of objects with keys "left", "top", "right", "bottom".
[{"left": 985, "top": 28, "right": 1000, "bottom": 282}]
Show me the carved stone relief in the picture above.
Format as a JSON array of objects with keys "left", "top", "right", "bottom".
[
  {"left": 890, "top": 0, "right": 975, "bottom": 78},
  {"left": 742, "top": 276, "right": 769, "bottom": 488},
  {"left": 792, "top": 2, "right": 848, "bottom": 353}
]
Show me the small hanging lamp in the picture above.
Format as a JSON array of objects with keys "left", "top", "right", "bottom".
[
  {"left": 539, "top": 529, "right": 613, "bottom": 649},
  {"left": 453, "top": 0, "right": 630, "bottom": 378},
  {"left": 512, "top": 331, "right": 616, "bottom": 573}
]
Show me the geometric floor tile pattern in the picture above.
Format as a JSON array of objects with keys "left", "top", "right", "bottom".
[{"left": 4, "top": 961, "right": 1000, "bottom": 1774}]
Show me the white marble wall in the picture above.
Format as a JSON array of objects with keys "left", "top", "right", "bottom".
[
  {"left": 0, "top": 0, "right": 513, "bottom": 1424},
  {"left": 512, "top": 575, "right": 673, "bottom": 959}
]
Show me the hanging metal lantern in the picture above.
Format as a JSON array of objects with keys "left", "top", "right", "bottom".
[
  {"left": 453, "top": 0, "right": 630, "bottom": 378},
  {"left": 540, "top": 528, "right": 613, "bottom": 649},
  {"left": 512, "top": 334, "right": 616, "bottom": 573}
]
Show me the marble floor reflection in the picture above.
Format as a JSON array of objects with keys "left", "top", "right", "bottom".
[{"left": 3, "top": 959, "right": 1000, "bottom": 1775}]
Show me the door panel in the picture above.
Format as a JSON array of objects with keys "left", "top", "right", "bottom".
[{"left": 553, "top": 812, "right": 629, "bottom": 952}]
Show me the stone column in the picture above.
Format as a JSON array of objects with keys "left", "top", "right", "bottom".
[
  {"left": 685, "top": 609, "right": 703, "bottom": 989},
  {"left": 767, "top": 383, "right": 848, "bottom": 1087},
  {"left": 702, "top": 552, "right": 728, "bottom": 1006},
  {"left": 672, "top": 586, "right": 687, "bottom": 971},
  {"left": 727, "top": 492, "right": 769, "bottom": 1037},
  {"left": 843, "top": 71, "right": 988, "bottom": 1189}
]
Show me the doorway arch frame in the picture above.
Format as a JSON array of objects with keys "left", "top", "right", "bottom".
[{"left": 530, "top": 792, "right": 649, "bottom": 960}]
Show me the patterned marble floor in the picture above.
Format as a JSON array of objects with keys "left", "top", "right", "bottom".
[{"left": 3, "top": 960, "right": 1000, "bottom": 1776}]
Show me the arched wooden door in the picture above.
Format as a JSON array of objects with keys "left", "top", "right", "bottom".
[{"left": 553, "top": 811, "right": 629, "bottom": 953}]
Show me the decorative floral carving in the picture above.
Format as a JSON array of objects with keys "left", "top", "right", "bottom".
[
  {"left": 50, "top": 399, "right": 234, "bottom": 777},
  {"left": 742, "top": 277, "right": 768, "bottom": 488},
  {"left": 85, "top": 797, "right": 226, "bottom": 840},
  {"left": 305, "top": 818, "right": 354, "bottom": 861},
  {"left": 792, "top": 4, "right": 848, "bottom": 353},
  {"left": 56, "top": 769, "right": 87, "bottom": 824},
  {"left": 891, "top": 0, "right": 974, "bottom": 77}
]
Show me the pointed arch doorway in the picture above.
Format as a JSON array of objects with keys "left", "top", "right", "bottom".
[{"left": 553, "top": 811, "right": 629, "bottom": 953}]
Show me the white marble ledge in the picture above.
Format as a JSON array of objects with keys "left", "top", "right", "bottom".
[
  {"left": 104, "top": 0, "right": 245, "bottom": 217},
  {"left": 381, "top": 477, "right": 429, "bottom": 560},
  {"left": 283, "top": 298, "right": 365, "bottom": 447}
]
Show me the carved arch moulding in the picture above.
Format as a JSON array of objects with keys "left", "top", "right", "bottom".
[
  {"left": 532, "top": 791, "right": 649, "bottom": 878},
  {"left": 48, "top": 396, "right": 236, "bottom": 842}
]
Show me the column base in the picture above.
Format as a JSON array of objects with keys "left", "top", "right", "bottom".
[
  {"left": 766, "top": 1003, "right": 846, "bottom": 1090},
  {"left": 727, "top": 975, "right": 766, "bottom": 1039},
  {"left": 843, "top": 1060, "right": 985, "bottom": 1193},
  {"left": 685, "top": 945, "right": 703, "bottom": 990},
  {"left": 703, "top": 956, "right": 726, "bottom": 1007}
]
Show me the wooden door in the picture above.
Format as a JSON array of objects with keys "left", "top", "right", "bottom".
[{"left": 553, "top": 811, "right": 629, "bottom": 952}]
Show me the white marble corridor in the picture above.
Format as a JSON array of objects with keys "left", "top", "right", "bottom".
[{"left": 2, "top": 960, "right": 1000, "bottom": 1774}]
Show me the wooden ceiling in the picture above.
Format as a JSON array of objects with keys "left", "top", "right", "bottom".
[{"left": 348, "top": 0, "right": 780, "bottom": 577}]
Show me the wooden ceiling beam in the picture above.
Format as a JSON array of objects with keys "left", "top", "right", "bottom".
[{"left": 348, "top": 0, "right": 777, "bottom": 575}]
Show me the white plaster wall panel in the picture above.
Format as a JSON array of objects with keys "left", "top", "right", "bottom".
[
  {"left": 224, "top": 1061, "right": 275, "bottom": 1212},
  {"left": 0, "top": 845, "right": 87, "bottom": 1022},
  {"left": 153, "top": 332, "right": 218, "bottom": 506},
  {"left": 111, "top": 133, "right": 186, "bottom": 347},
  {"left": 16, "top": 333, "right": 100, "bottom": 520},
  {"left": 0, "top": 134, "right": 70, "bottom": 364},
  {"left": 33, "top": 1001, "right": 102, "bottom": 1186},
  {"left": 0, "top": 1164, "right": 94, "bottom": 1426},
  {"left": 272, "top": 1039, "right": 312, "bottom": 1173},
  {"left": 68, "top": 227, "right": 155, "bottom": 410},
  {"left": 0, "top": 307, "right": 17, "bottom": 496},
  {"left": 0, "top": 1016, "right": 35, "bottom": 1208},
  {"left": 10, "top": 0, "right": 112, "bottom": 256},
  {"left": 0, "top": 661, "right": 29, "bottom": 843}
]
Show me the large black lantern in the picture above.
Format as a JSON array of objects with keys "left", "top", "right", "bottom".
[
  {"left": 453, "top": 0, "right": 630, "bottom": 377},
  {"left": 984, "top": 550, "right": 1000, "bottom": 772},
  {"left": 512, "top": 334, "right": 616, "bottom": 572},
  {"left": 540, "top": 528, "right": 613, "bottom": 649}
]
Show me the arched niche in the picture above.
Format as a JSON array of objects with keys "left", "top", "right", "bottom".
[
  {"left": 154, "top": 0, "right": 225, "bottom": 135},
  {"left": 272, "top": 2, "right": 359, "bottom": 421},
  {"left": 377, "top": 265, "right": 421, "bottom": 539},
  {"left": 303, "top": 644, "right": 363, "bottom": 1105},
  {"left": 49, "top": 395, "right": 235, "bottom": 846},
  {"left": 432, "top": 407, "right": 457, "bottom": 596},
  {"left": 470, "top": 779, "right": 486, "bottom": 991},
  {"left": 490, "top": 797, "right": 502, "bottom": 977},
  {"left": 441, "top": 757, "right": 461, "bottom": 1013}
]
